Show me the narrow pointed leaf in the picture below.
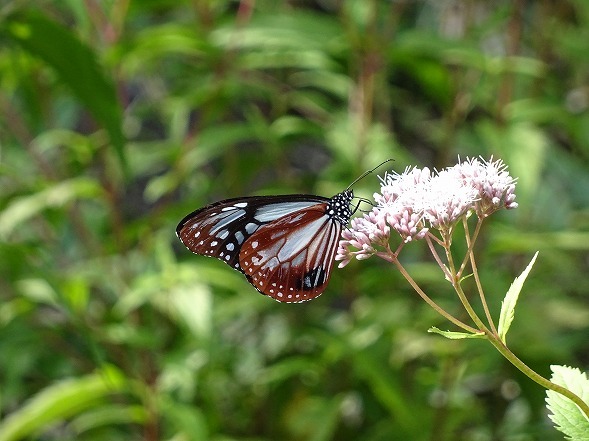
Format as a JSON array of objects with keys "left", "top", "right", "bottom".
[
  {"left": 497, "top": 251, "right": 538, "bottom": 343},
  {"left": 0, "top": 369, "right": 126, "bottom": 441},
  {"left": 428, "top": 327, "right": 486, "bottom": 339},
  {"left": 0, "top": 177, "right": 101, "bottom": 239}
]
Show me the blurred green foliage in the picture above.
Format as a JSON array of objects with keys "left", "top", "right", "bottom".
[{"left": 1, "top": 1, "right": 588, "bottom": 440}]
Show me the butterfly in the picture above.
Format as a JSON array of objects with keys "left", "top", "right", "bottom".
[
  {"left": 176, "top": 190, "right": 353, "bottom": 303},
  {"left": 176, "top": 161, "right": 391, "bottom": 303}
]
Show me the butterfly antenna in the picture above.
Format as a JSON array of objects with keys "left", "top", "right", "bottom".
[
  {"left": 346, "top": 158, "right": 395, "bottom": 190},
  {"left": 352, "top": 197, "right": 374, "bottom": 215}
]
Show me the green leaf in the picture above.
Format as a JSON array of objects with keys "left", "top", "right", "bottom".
[
  {"left": 283, "top": 395, "right": 341, "bottom": 441},
  {"left": 0, "top": 368, "right": 126, "bottom": 441},
  {"left": 546, "top": 365, "right": 589, "bottom": 441},
  {"left": 167, "top": 284, "right": 212, "bottom": 339},
  {"left": 350, "top": 349, "right": 420, "bottom": 436},
  {"left": 0, "top": 177, "right": 102, "bottom": 239},
  {"left": 2, "top": 12, "right": 127, "bottom": 174},
  {"left": 16, "top": 278, "right": 58, "bottom": 306},
  {"left": 497, "top": 251, "right": 539, "bottom": 344},
  {"left": 69, "top": 404, "right": 148, "bottom": 434},
  {"left": 428, "top": 327, "right": 486, "bottom": 339},
  {"left": 160, "top": 399, "right": 209, "bottom": 441}
]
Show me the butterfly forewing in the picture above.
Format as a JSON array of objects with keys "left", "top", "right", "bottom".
[{"left": 176, "top": 195, "right": 329, "bottom": 272}]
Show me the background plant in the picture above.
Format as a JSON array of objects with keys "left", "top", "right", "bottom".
[{"left": 1, "top": 1, "right": 589, "bottom": 440}]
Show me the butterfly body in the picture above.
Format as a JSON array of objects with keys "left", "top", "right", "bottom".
[{"left": 176, "top": 190, "right": 353, "bottom": 302}]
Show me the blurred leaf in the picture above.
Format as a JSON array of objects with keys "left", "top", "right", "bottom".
[
  {"left": 285, "top": 395, "right": 341, "bottom": 441},
  {"left": 16, "top": 278, "right": 58, "bottom": 306},
  {"left": 391, "top": 31, "right": 456, "bottom": 108},
  {"left": 0, "top": 368, "right": 126, "bottom": 441},
  {"left": 271, "top": 115, "right": 323, "bottom": 139},
  {"left": 0, "top": 177, "right": 102, "bottom": 239},
  {"left": 69, "top": 404, "right": 148, "bottom": 434},
  {"left": 122, "top": 24, "right": 208, "bottom": 75},
  {"left": 2, "top": 13, "right": 126, "bottom": 174},
  {"left": 290, "top": 70, "right": 351, "bottom": 100},
  {"left": 144, "top": 172, "right": 179, "bottom": 203},
  {"left": 0, "top": 298, "right": 34, "bottom": 327},
  {"left": 498, "top": 252, "right": 538, "bottom": 344},
  {"left": 160, "top": 397, "right": 209, "bottom": 441},
  {"left": 545, "top": 365, "right": 589, "bottom": 441},
  {"left": 183, "top": 122, "right": 260, "bottom": 172},
  {"left": 60, "top": 276, "right": 90, "bottom": 314},
  {"left": 211, "top": 12, "right": 343, "bottom": 52},
  {"left": 167, "top": 284, "right": 212, "bottom": 339},
  {"left": 261, "top": 356, "right": 317, "bottom": 385},
  {"left": 505, "top": 99, "right": 564, "bottom": 124},
  {"left": 349, "top": 347, "right": 418, "bottom": 436}
]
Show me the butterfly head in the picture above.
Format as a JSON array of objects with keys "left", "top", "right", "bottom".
[{"left": 328, "top": 190, "right": 354, "bottom": 225}]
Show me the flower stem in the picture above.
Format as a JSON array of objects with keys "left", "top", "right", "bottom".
[
  {"left": 425, "top": 235, "right": 451, "bottom": 281},
  {"left": 451, "top": 271, "right": 490, "bottom": 333},
  {"left": 461, "top": 217, "right": 497, "bottom": 335},
  {"left": 485, "top": 330, "right": 589, "bottom": 419},
  {"left": 444, "top": 243, "right": 490, "bottom": 333},
  {"left": 377, "top": 250, "right": 479, "bottom": 334}
]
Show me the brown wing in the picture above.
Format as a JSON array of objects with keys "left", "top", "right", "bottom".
[{"left": 239, "top": 203, "right": 342, "bottom": 303}]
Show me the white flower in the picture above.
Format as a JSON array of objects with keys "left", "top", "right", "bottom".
[
  {"left": 336, "top": 157, "right": 518, "bottom": 264},
  {"left": 419, "top": 168, "right": 479, "bottom": 230},
  {"left": 452, "top": 156, "right": 518, "bottom": 217}
]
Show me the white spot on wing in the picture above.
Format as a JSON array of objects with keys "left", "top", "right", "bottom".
[{"left": 234, "top": 202, "right": 248, "bottom": 208}]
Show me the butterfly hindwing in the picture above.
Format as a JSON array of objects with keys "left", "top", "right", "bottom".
[{"left": 239, "top": 204, "right": 342, "bottom": 302}]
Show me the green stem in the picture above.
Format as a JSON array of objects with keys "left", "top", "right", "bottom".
[
  {"left": 444, "top": 239, "right": 489, "bottom": 333},
  {"left": 376, "top": 250, "right": 479, "bottom": 334},
  {"left": 485, "top": 331, "right": 589, "bottom": 419},
  {"left": 425, "top": 235, "right": 451, "bottom": 281},
  {"left": 452, "top": 275, "right": 489, "bottom": 333},
  {"left": 461, "top": 217, "right": 497, "bottom": 334},
  {"left": 457, "top": 216, "right": 481, "bottom": 277}
]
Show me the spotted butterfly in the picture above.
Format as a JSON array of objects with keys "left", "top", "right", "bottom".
[
  {"left": 176, "top": 161, "right": 393, "bottom": 303},
  {"left": 176, "top": 190, "right": 353, "bottom": 302}
]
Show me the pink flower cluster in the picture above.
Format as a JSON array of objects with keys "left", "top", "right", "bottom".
[{"left": 336, "top": 157, "right": 518, "bottom": 267}]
